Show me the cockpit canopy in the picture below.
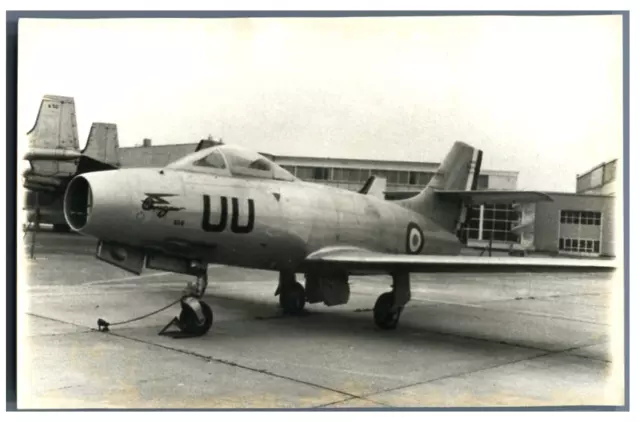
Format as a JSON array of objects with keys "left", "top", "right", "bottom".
[{"left": 166, "top": 144, "right": 296, "bottom": 182}]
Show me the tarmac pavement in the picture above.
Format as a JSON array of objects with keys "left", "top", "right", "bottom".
[{"left": 17, "top": 231, "right": 625, "bottom": 409}]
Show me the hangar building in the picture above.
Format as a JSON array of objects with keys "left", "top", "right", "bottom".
[{"left": 118, "top": 139, "right": 617, "bottom": 258}]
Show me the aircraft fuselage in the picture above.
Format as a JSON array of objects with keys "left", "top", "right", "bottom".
[{"left": 65, "top": 168, "right": 463, "bottom": 273}]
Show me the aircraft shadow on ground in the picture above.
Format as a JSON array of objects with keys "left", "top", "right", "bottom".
[{"left": 139, "top": 288, "right": 607, "bottom": 357}]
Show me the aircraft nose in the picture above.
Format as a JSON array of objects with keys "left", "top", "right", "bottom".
[{"left": 63, "top": 169, "right": 136, "bottom": 237}]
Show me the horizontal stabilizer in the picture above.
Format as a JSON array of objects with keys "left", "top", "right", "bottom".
[
  {"left": 359, "top": 176, "right": 387, "bottom": 199},
  {"left": 75, "top": 155, "right": 119, "bottom": 174},
  {"left": 23, "top": 148, "right": 83, "bottom": 161},
  {"left": 434, "top": 189, "right": 553, "bottom": 205}
]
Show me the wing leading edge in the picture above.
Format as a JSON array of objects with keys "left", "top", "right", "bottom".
[{"left": 303, "top": 246, "right": 617, "bottom": 274}]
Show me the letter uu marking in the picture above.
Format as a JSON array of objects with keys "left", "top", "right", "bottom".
[{"left": 202, "top": 195, "right": 255, "bottom": 234}]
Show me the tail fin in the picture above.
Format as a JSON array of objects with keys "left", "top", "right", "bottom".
[
  {"left": 26, "top": 95, "right": 79, "bottom": 150},
  {"left": 24, "top": 95, "right": 80, "bottom": 178},
  {"left": 397, "top": 141, "right": 482, "bottom": 233},
  {"left": 81, "top": 123, "right": 121, "bottom": 167}
]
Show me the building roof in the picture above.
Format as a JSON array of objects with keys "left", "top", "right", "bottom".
[
  {"left": 576, "top": 158, "right": 618, "bottom": 180},
  {"left": 117, "top": 142, "right": 518, "bottom": 177}
]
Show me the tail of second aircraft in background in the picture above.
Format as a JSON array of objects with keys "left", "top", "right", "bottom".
[
  {"left": 396, "top": 141, "right": 480, "bottom": 234},
  {"left": 23, "top": 94, "right": 121, "bottom": 191},
  {"left": 80, "top": 122, "right": 120, "bottom": 167},
  {"left": 25, "top": 95, "right": 81, "bottom": 179}
]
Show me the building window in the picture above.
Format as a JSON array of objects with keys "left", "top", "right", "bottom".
[
  {"left": 313, "top": 167, "right": 330, "bottom": 180},
  {"left": 417, "top": 172, "right": 433, "bottom": 185},
  {"left": 462, "top": 204, "right": 520, "bottom": 243},
  {"left": 409, "top": 171, "right": 418, "bottom": 185},
  {"left": 560, "top": 210, "right": 601, "bottom": 226},
  {"left": 281, "top": 165, "right": 295, "bottom": 174},
  {"left": 559, "top": 237, "right": 600, "bottom": 254},
  {"left": 296, "top": 166, "right": 314, "bottom": 180},
  {"left": 476, "top": 175, "right": 489, "bottom": 190},
  {"left": 480, "top": 204, "right": 520, "bottom": 242},
  {"left": 460, "top": 205, "right": 482, "bottom": 241}
]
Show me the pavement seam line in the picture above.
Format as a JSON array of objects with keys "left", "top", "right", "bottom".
[
  {"left": 405, "top": 299, "right": 610, "bottom": 326},
  {"left": 313, "top": 397, "right": 391, "bottom": 408},
  {"left": 25, "top": 312, "right": 93, "bottom": 330},
  {"left": 358, "top": 339, "right": 612, "bottom": 406},
  {"left": 100, "top": 330, "right": 367, "bottom": 404},
  {"left": 25, "top": 312, "right": 365, "bottom": 406}
]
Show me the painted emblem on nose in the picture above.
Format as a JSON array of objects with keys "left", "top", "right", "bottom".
[
  {"left": 406, "top": 222, "right": 424, "bottom": 254},
  {"left": 141, "top": 193, "right": 185, "bottom": 218}
]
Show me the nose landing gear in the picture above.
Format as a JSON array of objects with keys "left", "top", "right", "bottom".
[{"left": 160, "top": 270, "right": 214, "bottom": 338}]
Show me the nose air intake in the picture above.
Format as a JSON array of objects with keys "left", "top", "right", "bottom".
[{"left": 64, "top": 175, "right": 93, "bottom": 231}]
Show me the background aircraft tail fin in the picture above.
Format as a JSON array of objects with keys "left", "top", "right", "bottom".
[
  {"left": 26, "top": 95, "right": 80, "bottom": 151},
  {"left": 396, "top": 141, "right": 481, "bottom": 234},
  {"left": 24, "top": 95, "right": 80, "bottom": 179},
  {"left": 81, "top": 123, "right": 121, "bottom": 167}
]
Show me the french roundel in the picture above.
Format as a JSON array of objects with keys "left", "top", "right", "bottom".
[{"left": 406, "top": 222, "right": 424, "bottom": 255}]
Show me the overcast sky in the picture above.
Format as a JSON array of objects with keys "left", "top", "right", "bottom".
[{"left": 18, "top": 16, "right": 623, "bottom": 191}]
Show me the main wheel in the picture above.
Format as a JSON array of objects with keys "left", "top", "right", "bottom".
[
  {"left": 178, "top": 298, "right": 213, "bottom": 336},
  {"left": 373, "top": 292, "right": 402, "bottom": 330},
  {"left": 279, "top": 281, "right": 306, "bottom": 315}
]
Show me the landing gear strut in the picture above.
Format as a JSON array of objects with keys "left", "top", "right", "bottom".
[
  {"left": 373, "top": 272, "right": 411, "bottom": 330},
  {"left": 276, "top": 272, "right": 306, "bottom": 315},
  {"left": 160, "top": 267, "right": 214, "bottom": 337}
]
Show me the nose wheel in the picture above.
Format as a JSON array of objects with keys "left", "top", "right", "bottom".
[
  {"left": 160, "top": 270, "right": 214, "bottom": 338},
  {"left": 176, "top": 297, "right": 214, "bottom": 336}
]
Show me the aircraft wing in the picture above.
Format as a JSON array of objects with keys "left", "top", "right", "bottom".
[
  {"left": 303, "top": 246, "right": 617, "bottom": 274},
  {"left": 434, "top": 190, "right": 553, "bottom": 205}
]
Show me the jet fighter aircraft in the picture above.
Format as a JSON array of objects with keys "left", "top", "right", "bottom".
[{"left": 62, "top": 141, "right": 616, "bottom": 336}]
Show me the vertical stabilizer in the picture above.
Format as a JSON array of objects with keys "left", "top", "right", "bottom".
[
  {"left": 81, "top": 123, "right": 121, "bottom": 167},
  {"left": 26, "top": 95, "right": 79, "bottom": 150},
  {"left": 25, "top": 95, "right": 80, "bottom": 178},
  {"left": 397, "top": 141, "right": 481, "bottom": 233}
]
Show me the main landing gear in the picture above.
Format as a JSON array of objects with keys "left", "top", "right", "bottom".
[
  {"left": 373, "top": 272, "right": 411, "bottom": 330},
  {"left": 275, "top": 272, "right": 306, "bottom": 315},
  {"left": 160, "top": 268, "right": 214, "bottom": 337},
  {"left": 273, "top": 270, "right": 412, "bottom": 330}
]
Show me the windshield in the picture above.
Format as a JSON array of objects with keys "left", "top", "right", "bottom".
[{"left": 166, "top": 144, "right": 296, "bottom": 181}]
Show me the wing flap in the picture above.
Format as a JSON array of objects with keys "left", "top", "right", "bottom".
[{"left": 304, "top": 246, "right": 617, "bottom": 274}]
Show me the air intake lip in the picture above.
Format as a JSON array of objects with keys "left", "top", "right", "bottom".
[{"left": 64, "top": 176, "right": 93, "bottom": 231}]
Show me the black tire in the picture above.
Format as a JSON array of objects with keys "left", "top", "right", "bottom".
[
  {"left": 179, "top": 300, "right": 213, "bottom": 336},
  {"left": 374, "top": 292, "right": 401, "bottom": 330},
  {"left": 279, "top": 282, "right": 306, "bottom": 315}
]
